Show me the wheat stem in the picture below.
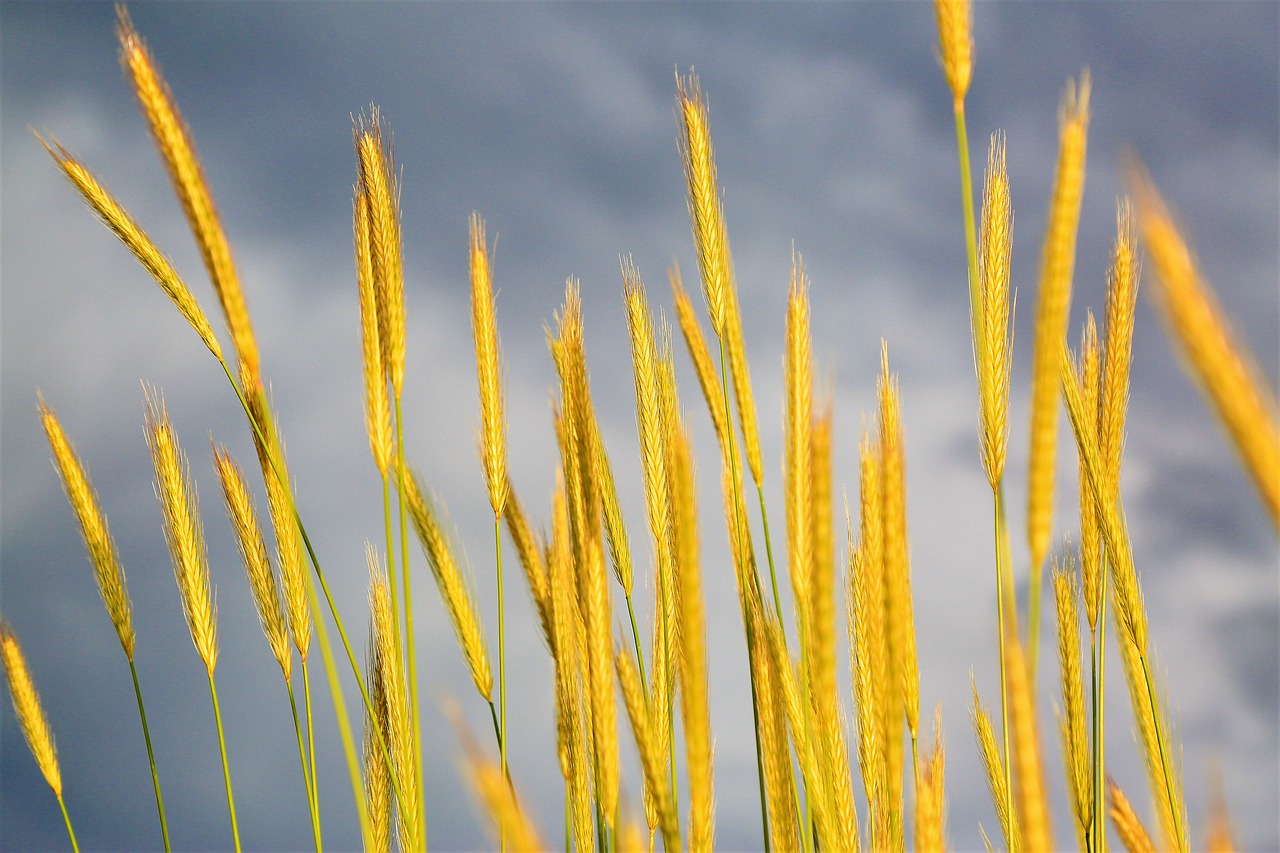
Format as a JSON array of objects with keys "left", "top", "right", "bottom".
[
  {"left": 123, "top": 657, "right": 172, "bottom": 852},
  {"left": 992, "top": 485, "right": 1016, "bottom": 839},
  {"left": 495, "top": 512, "right": 509, "bottom": 808},
  {"left": 206, "top": 674, "right": 241, "bottom": 852},
  {"left": 394, "top": 397, "right": 426, "bottom": 850}
]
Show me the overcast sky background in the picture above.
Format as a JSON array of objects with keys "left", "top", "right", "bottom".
[{"left": 2, "top": 2, "right": 1276, "bottom": 851}]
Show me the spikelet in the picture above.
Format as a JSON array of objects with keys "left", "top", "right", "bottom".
[
  {"left": 975, "top": 132, "right": 1015, "bottom": 490},
  {"left": 1027, "top": 73, "right": 1091, "bottom": 572},
  {"left": 1130, "top": 169, "right": 1280, "bottom": 524},
  {"left": 914, "top": 708, "right": 947, "bottom": 853},
  {"left": 368, "top": 550, "right": 416, "bottom": 851},
  {"left": 245, "top": 382, "right": 312, "bottom": 661},
  {"left": 0, "top": 623, "right": 62, "bottom": 798},
  {"left": 354, "top": 109, "right": 405, "bottom": 396},
  {"left": 144, "top": 389, "right": 217, "bottom": 675},
  {"left": 1107, "top": 778, "right": 1156, "bottom": 853},
  {"left": 971, "top": 681, "right": 1019, "bottom": 852},
  {"left": 784, "top": 259, "right": 814, "bottom": 637},
  {"left": 37, "top": 135, "right": 223, "bottom": 362},
  {"left": 213, "top": 445, "right": 291, "bottom": 680},
  {"left": 933, "top": 0, "right": 972, "bottom": 105},
  {"left": 1076, "top": 316, "right": 1105, "bottom": 631},
  {"left": 117, "top": 8, "right": 257, "bottom": 385},
  {"left": 676, "top": 72, "right": 730, "bottom": 338},
  {"left": 354, "top": 188, "right": 392, "bottom": 477},
  {"left": 670, "top": 425, "right": 715, "bottom": 852},
  {"left": 403, "top": 471, "right": 493, "bottom": 702},
  {"left": 1005, "top": 633, "right": 1051, "bottom": 852},
  {"left": 879, "top": 343, "right": 920, "bottom": 744},
  {"left": 362, "top": 621, "right": 392, "bottom": 853},
  {"left": 1100, "top": 201, "right": 1139, "bottom": 499},
  {"left": 671, "top": 264, "right": 732, "bottom": 455},
  {"left": 1053, "top": 559, "right": 1091, "bottom": 850},
  {"left": 615, "top": 647, "right": 679, "bottom": 852},
  {"left": 38, "top": 397, "right": 135, "bottom": 658},
  {"left": 469, "top": 213, "right": 509, "bottom": 516}
]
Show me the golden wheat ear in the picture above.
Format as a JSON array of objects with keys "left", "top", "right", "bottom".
[
  {"left": 0, "top": 622, "right": 62, "bottom": 798},
  {"left": 1129, "top": 164, "right": 1280, "bottom": 525}
]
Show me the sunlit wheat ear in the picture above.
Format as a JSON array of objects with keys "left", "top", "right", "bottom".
[
  {"left": 354, "top": 188, "right": 392, "bottom": 477},
  {"left": 244, "top": 382, "right": 311, "bottom": 660},
  {"left": 615, "top": 647, "right": 679, "bottom": 852},
  {"left": 1075, "top": 314, "right": 1104, "bottom": 630},
  {"left": 354, "top": 108, "right": 405, "bottom": 397},
  {"left": 116, "top": 7, "right": 257, "bottom": 386},
  {"left": 469, "top": 213, "right": 509, "bottom": 516},
  {"left": 144, "top": 389, "right": 217, "bottom": 675},
  {"left": 878, "top": 342, "right": 920, "bottom": 744},
  {"left": 0, "top": 623, "right": 62, "bottom": 797},
  {"left": 403, "top": 470, "right": 493, "bottom": 701},
  {"left": 748, "top": 595, "right": 799, "bottom": 853},
  {"left": 456, "top": 725, "right": 545, "bottom": 852},
  {"left": 502, "top": 481, "right": 554, "bottom": 649},
  {"left": 975, "top": 131, "right": 1014, "bottom": 489},
  {"left": 1107, "top": 777, "right": 1156, "bottom": 853},
  {"left": 1130, "top": 166, "right": 1280, "bottom": 524},
  {"left": 1053, "top": 558, "right": 1090, "bottom": 850},
  {"left": 784, "top": 256, "right": 814, "bottom": 624},
  {"left": 914, "top": 707, "right": 947, "bottom": 853},
  {"left": 671, "top": 263, "right": 731, "bottom": 455},
  {"left": 1100, "top": 200, "right": 1139, "bottom": 497},
  {"left": 1005, "top": 632, "right": 1051, "bottom": 852},
  {"left": 213, "top": 444, "right": 291, "bottom": 679},
  {"left": 38, "top": 396, "right": 135, "bottom": 658},
  {"left": 676, "top": 71, "right": 729, "bottom": 338},
  {"left": 1027, "top": 71, "right": 1091, "bottom": 572},
  {"left": 368, "top": 549, "right": 416, "bottom": 851},
  {"left": 37, "top": 135, "right": 223, "bottom": 363},
  {"left": 971, "top": 680, "right": 1018, "bottom": 852},
  {"left": 933, "top": 0, "right": 972, "bottom": 105},
  {"left": 670, "top": 425, "right": 715, "bottom": 852},
  {"left": 362, "top": 623, "right": 392, "bottom": 853}
]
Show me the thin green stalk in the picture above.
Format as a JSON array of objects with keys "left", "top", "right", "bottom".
[
  {"left": 716, "top": 338, "right": 772, "bottom": 853},
  {"left": 394, "top": 395, "right": 425, "bottom": 850},
  {"left": 127, "top": 658, "right": 171, "bottom": 853},
  {"left": 1140, "top": 654, "right": 1186, "bottom": 852},
  {"left": 207, "top": 674, "right": 242, "bottom": 853},
  {"left": 755, "top": 483, "right": 788, "bottom": 651},
  {"left": 218, "top": 360, "right": 398, "bottom": 845},
  {"left": 624, "top": 591, "right": 648, "bottom": 694},
  {"left": 288, "top": 678, "right": 322, "bottom": 853},
  {"left": 57, "top": 795, "right": 79, "bottom": 853},
  {"left": 495, "top": 512, "right": 508, "bottom": 853},
  {"left": 565, "top": 779, "right": 572, "bottom": 853}
]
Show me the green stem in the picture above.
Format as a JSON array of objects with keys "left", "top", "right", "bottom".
[
  {"left": 716, "top": 337, "right": 772, "bottom": 853},
  {"left": 495, "top": 512, "right": 508, "bottom": 853},
  {"left": 993, "top": 486, "right": 1016, "bottom": 830},
  {"left": 624, "top": 591, "right": 648, "bottom": 694},
  {"left": 57, "top": 795, "right": 79, "bottom": 853},
  {"left": 303, "top": 662, "right": 320, "bottom": 848},
  {"left": 127, "top": 657, "right": 171, "bottom": 853},
  {"left": 953, "top": 98, "right": 981, "bottom": 348},
  {"left": 755, "top": 483, "right": 787, "bottom": 652},
  {"left": 1139, "top": 654, "right": 1186, "bottom": 852},
  {"left": 207, "top": 673, "right": 242, "bottom": 853},
  {"left": 394, "top": 395, "right": 425, "bottom": 850},
  {"left": 288, "top": 677, "right": 323, "bottom": 853}
]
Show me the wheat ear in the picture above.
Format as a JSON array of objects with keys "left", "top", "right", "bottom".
[
  {"left": 616, "top": 647, "right": 680, "bottom": 852},
  {"left": 975, "top": 132, "right": 1015, "bottom": 489},
  {"left": 0, "top": 623, "right": 62, "bottom": 798},
  {"left": 354, "top": 188, "right": 393, "bottom": 477},
  {"left": 914, "top": 707, "right": 947, "bottom": 853},
  {"left": 1054, "top": 559, "right": 1091, "bottom": 851},
  {"left": 362, "top": 620, "right": 392, "bottom": 853},
  {"left": 117, "top": 7, "right": 257, "bottom": 386},
  {"left": 971, "top": 681, "right": 1019, "bottom": 852},
  {"left": 1107, "top": 777, "right": 1156, "bottom": 853},
  {"left": 671, "top": 263, "right": 732, "bottom": 452},
  {"left": 933, "top": 0, "right": 972, "bottom": 106}
]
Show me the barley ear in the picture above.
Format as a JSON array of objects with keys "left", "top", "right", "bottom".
[
  {"left": 671, "top": 263, "right": 731, "bottom": 455},
  {"left": 38, "top": 396, "right": 135, "bottom": 658},
  {"left": 36, "top": 134, "right": 223, "bottom": 363},
  {"left": 1005, "top": 633, "right": 1051, "bottom": 852},
  {"left": 144, "top": 389, "right": 217, "bottom": 675},
  {"left": 1053, "top": 559, "right": 1091, "bottom": 850},
  {"left": 354, "top": 108, "right": 405, "bottom": 397},
  {"left": 971, "top": 681, "right": 1019, "bottom": 852},
  {"left": 1129, "top": 167, "right": 1280, "bottom": 524},
  {"left": 0, "top": 623, "right": 62, "bottom": 797},
  {"left": 354, "top": 188, "right": 392, "bottom": 477},
  {"left": 933, "top": 0, "right": 973, "bottom": 105},
  {"left": 676, "top": 71, "right": 729, "bottom": 338},
  {"left": 117, "top": 7, "right": 257, "bottom": 386},
  {"left": 469, "top": 213, "right": 509, "bottom": 516},
  {"left": 1027, "top": 72, "right": 1091, "bottom": 572},
  {"left": 1107, "top": 777, "right": 1156, "bottom": 853},
  {"left": 914, "top": 707, "right": 947, "bottom": 853},
  {"left": 975, "top": 132, "right": 1014, "bottom": 489}
]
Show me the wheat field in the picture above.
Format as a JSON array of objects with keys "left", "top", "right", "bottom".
[{"left": 1, "top": 3, "right": 1277, "bottom": 851}]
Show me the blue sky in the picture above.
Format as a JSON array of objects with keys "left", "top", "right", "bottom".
[{"left": 2, "top": 2, "right": 1277, "bottom": 850}]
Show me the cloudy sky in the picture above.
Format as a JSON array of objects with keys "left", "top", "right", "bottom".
[{"left": 2, "top": 2, "right": 1276, "bottom": 850}]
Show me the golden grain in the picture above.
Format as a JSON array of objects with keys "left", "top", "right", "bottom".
[
  {"left": 213, "top": 445, "right": 291, "bottom": 679},
  {"left": 117, "top": 8, "right": 258, "bottom": 385},
  {"left": 355, "top": 189, "right": 392, "bottom": 477},
  {"left": 355, "top": 110, "right": 405, "bottom": 396},
  {"left": 914, "top": 708, "right": 947, "bottom": 853},
  {"left": 671, "top": 264, "right": 732, "bottom": 455},
  {"left": 976, "top": 132, "right": 1014, "bottom": 489},
  {"left": 38, "top": 397, "right": 135, "bottom": 658},
  {"left": 1100, "top": 200, "right": 1139, "bottom": 498},
  {"left": 615, "top": 647, "right": 679, "bottom": 852},
  {"left": 1006, "top": 633, "right": 1051, "bottom": 852},
  {"left": 785, "top": 259, "right": 814, "bottom": 635},
  {"left": 1076, "top": 315, "right": 1104, "bottom": 631},
  {"left": 363, "top": 624, "right": 392, "bottom": 853},
  {"left": 368, "top": 550, "right": 417, "bottom": 850},
  {"left": 676, "top": 72, "right": 729, "bottom": 338},
  {"left": 1053, "top": 559, "right": 1091, "bottom": 850},
  {"left": 1107, "top": 777, "right": 1156, "bottom": 853},
  {"left": 1027, "top": 72, "right": 1091, "bottom": 571},
  {"left": 971, "top": 683, "right": 1018, "bottom": 853},
  {"left": 469, "top": 213, "right": 509, "bottom": 516},
  {"left": 0, "top": 623, "right": 61, "bottom": 797},
  {"left": 144, "top": 389, "right": 217, "bottom": 675},
  {"left": 933, "top": 0, "right": 972, "bottom": 105}
]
